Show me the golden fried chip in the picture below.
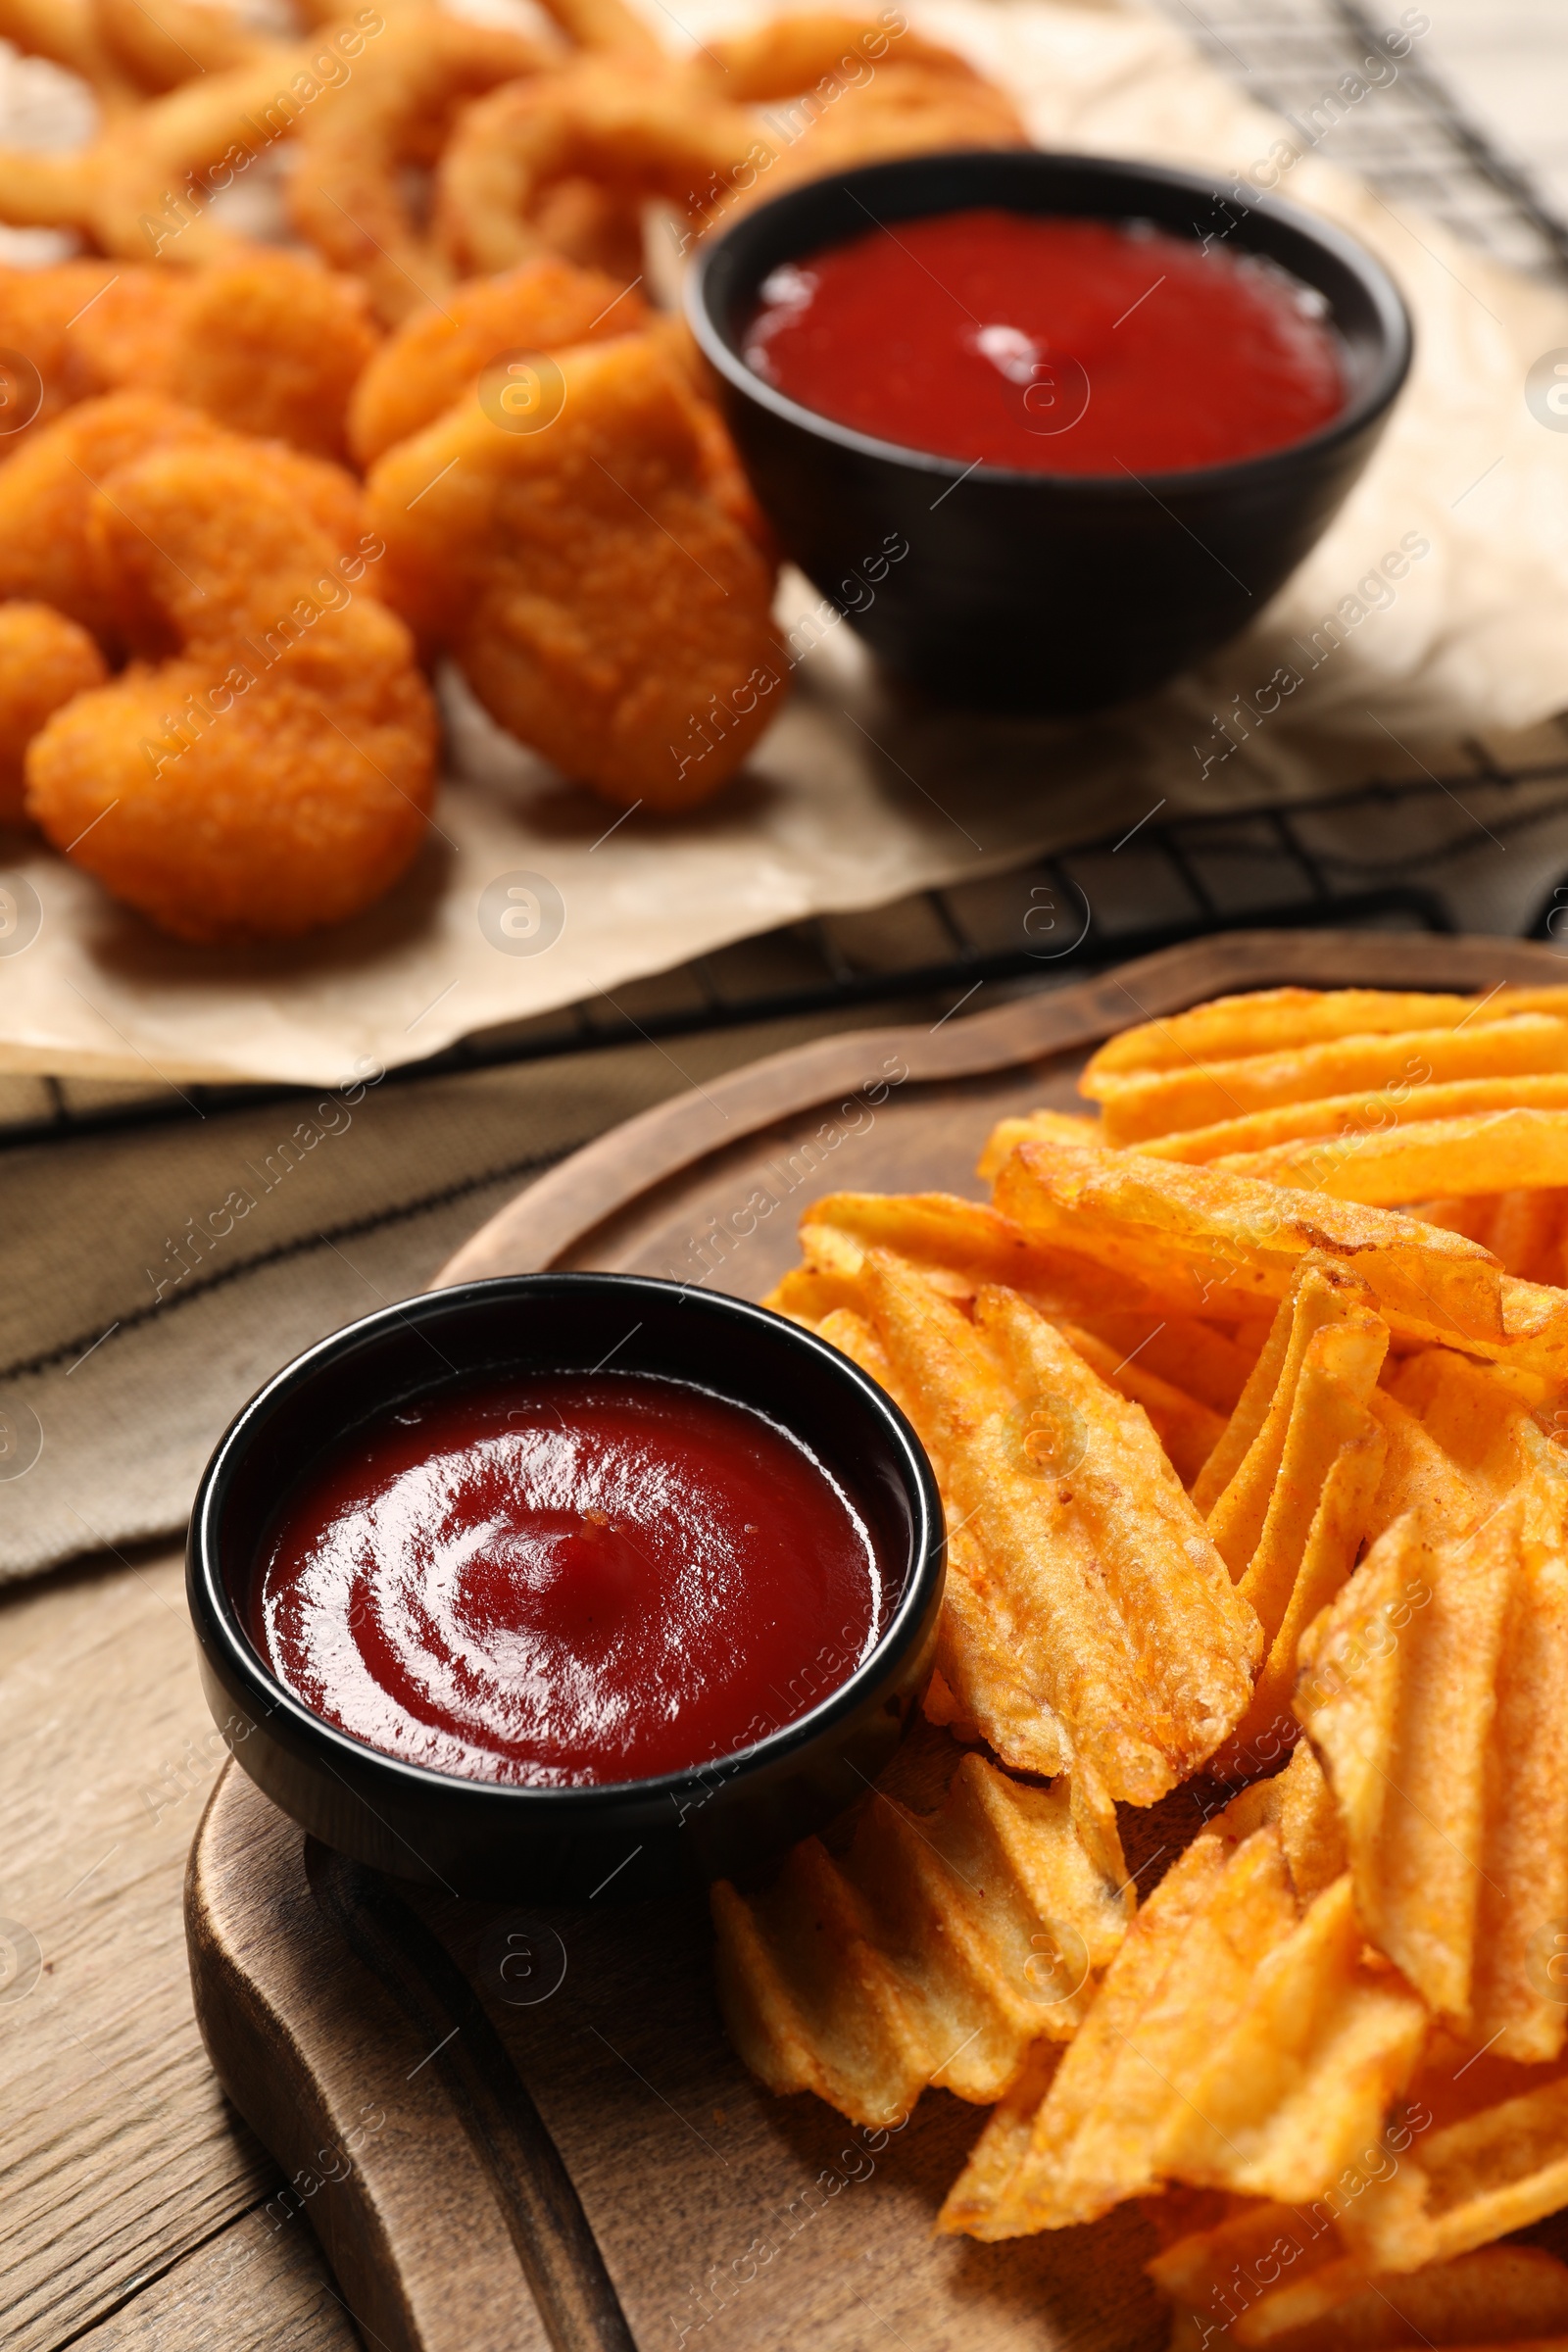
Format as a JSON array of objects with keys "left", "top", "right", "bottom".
[
  {"left": 941, "top": 1770, "right": 1423, "bottom": 2236},
  {"left": 1296, "top": 1491, "right": 1568, "bottom": 2058},
  {"left": 1217, "top": 1108, "right": 1568, "bottom": 1205},
  {"left": 976, "top": 1107, "right": 1102, "bottom": 1182},
  {"left": 1341, "top": 2051, "right": 1568, "bottom": 2275},
  {"left": 711, "top": 1748, "right": 1130, "bottom": 2128},
  {"left": 1051, "top": 1316, "right": 1226, "bottom": 1488},
  {"left": 994, "top": 1139, "right": 1508, "bottom": 1353},
  {"left": 1154, "top": 2220, "right": 1568, "bottom": 2348},
  {"left": 1082, "top": 984, "right": 1568, "bottom": 1082},
  {"left": 799, "top": 1190, "right": 1258, "bottom": 1412},
  {"left": 1084, "top": 1015, "right": 1568, "bottom": 1147},
  {"left": 861, "top": 1253, "right": 1260, "bottom": 1802},
  {"left": 1195, "top": 1260, "right": 1390, "bottom": 1771},
  {"left": 1148, "top": 2196, "right": 1366, "bottom": 2344},
  {"left": 1142, "top": 1073, "right": 1568, "bottom": 1164}
]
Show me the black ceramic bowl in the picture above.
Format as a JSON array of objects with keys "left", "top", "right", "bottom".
[
  {"left": 686, "top": 148, "right": 1413, "bottom": 713},
  {"left": 187, "top": 1273, "right": 945, "bottom": 1902}
]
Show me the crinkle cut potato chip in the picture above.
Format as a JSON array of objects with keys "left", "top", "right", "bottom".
[
  {"left": 783, "top": 1187, "right": 1258, "bottom": 1412},
  {"left": 779, "top": 1240, "right": 1261, "bottom": 1800},
  {"left": 1196, "top": 1259, "right": 1391, "bottom": 1776},
  {"left": 1217, "top": 1109, "right": 1568, "bottom": 1205},
  {"left": 1336, "top": 2035, "right": 1568, "bottom": 2277},
  {"left": 1296, "top": 1482, "right": 1568, "bottom": 2061},
  {"left": 1088, "top": 1015, "right": 1568, "bottom": 1148},
  {"left": 716, "top": 982, "right": 1568, "bottom": 2318},
  {"left": 993, "top": 1135, "right": 1568, "bottom": 1382},
  {"left": 710, "top": 1746, "right": 1130, "bottom": 2128},
  {"left": 1154, "top": 2214, "right": 1568, "bottom": 2348},
  {"left": 1083, "top": 985, "right": 1568, "bottom": 1080},
  {"left": 1135, "top": 1075, "right": 1568, "bottom": 1165},
  {"left": 939, "top": 1748, "right": 1424, "bottom": 2237}
]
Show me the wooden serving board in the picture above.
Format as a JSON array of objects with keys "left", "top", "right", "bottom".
[{"left": 188, "top": 930, "right": 1568, "bottom": 2352}]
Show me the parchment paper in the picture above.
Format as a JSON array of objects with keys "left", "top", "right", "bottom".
[{"left": 2, "top": 0, "right": 1567, "bottom": 1086}]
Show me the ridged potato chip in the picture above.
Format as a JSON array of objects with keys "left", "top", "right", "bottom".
[
  {"left": 940, "top": 1750, "right": 1424, "bottom": 2236},
  {"left": 1297, "top": 1486, "right": 1568, "bottom": 2061},
  {"left": 1082, "top": 1014, "right": 1568, "bottom": 1147},
  {"left": 819, "top": 1250, "right": 1261, "bottom": 1801},
  {"left": 1197, "top": 1260, "right": 1390, "bottom": 1773},
  {"left": 1083, "top": 986, "right": 1568, "bottom": 1082},
  {"left": 711, "top": 1747, "right": 1130, "bottom": 2128}
]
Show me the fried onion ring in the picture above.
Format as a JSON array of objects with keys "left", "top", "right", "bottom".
[
  {"left": 0, "top": 602, "right": 107, "bottom": 822},
  {"left": 0, "top": 0, "right": 143, "bottom": 113},
  {"left": 347, "top": 255, "right": 647, "bottom": 466},
  {"left": 434, "top": 58, "right": 761, "bottom": 278},
  {"left": 94, "top": 0, "right": 282, "bottom": 94},
  {"left": 434, "top": 22, "right": 1027, "bottom": 274},
  {"left": 286, "top": 10, "right": 554, "bottom": 324},
  {"left": 0, "top": 42, "right": 326, "bottom": 268},
  {"left": 366, "top": 327, "right": 781, "bottom": 808},
  {"left": 25, "top": 437, "right": 435, "bottom": 942},
  {"left": 687, "top": 10, "right": 993, "bottom": 100}
]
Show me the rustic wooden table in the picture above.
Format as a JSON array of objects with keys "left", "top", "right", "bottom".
[{"left": 1, "top": 1542, "right": 356, "bottom": 2350}]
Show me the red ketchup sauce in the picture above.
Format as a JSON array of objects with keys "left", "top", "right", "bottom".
[
  {"left": 743, "top": 208, "right": 1347, "bottom": 475},
  {"left": 250, "top": 1372, "right": 888, "bottom": 1788}
]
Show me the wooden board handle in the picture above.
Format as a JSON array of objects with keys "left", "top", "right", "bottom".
[{"left": 306, "top": 1840, "right": 638, "bottom": 2352}]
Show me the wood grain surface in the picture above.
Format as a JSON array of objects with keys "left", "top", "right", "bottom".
[{"left": 13, "top": 930, "right": 1568, "bottom": 2351}]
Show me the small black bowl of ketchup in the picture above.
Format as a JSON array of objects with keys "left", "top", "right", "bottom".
[
  {"left": 686, "top": 148, "right": 1412, "bottom": 713},
  {"left": 187, "top": 1274, "right": 944, "bottom": 1901}
]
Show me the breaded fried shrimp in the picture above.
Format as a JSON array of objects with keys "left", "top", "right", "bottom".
[
  {"left": 348, "top": 258, "right": 648, "bottom": 466},
  {"left": 26, "top": 441, "right": 435, "bottom": 942},
  {"left": 0, "top": 394, "right": 367, "bottom": 654},
  {"left": 367, "top": 329, "right": 781, "bottom": 808},
  {"left": 0, "top": 603, "right": 107, "bottom": 821}
]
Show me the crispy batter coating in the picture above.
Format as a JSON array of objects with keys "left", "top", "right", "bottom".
[
  {"left": 689, "top": 12, "right": 988, "bottom": 99},
  {"left": 0, "top": 263, "right": 123, "bottom": 453},
  {"left": 166, "top": 253, "right": 381, "bottom": 463},
  {"left": 348, "top": 257, "right": 648, "bottom": 467},
  {"left": 25, "top": 440, "right": 436, "bottom": 943},
  {"left": 0, "top": 256, "right": 377, "bottom": 463},
  {"left": 746, "top": 62, "right": 1027, "bottom": 199},
  {"left": 0, "top": 602, "right": 107, "bottom": 822},
  {"left": 0, "top": 392, "right": 366, "bottom": 654},
  {"left": 367, "top": 329, "right": 782, "bottom": 809},
  {"left": 0, "top": 393, "right": 224, "bottom": 646}
]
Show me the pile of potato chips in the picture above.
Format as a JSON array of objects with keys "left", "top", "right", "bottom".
[{"left": 714, "top": 983, "right": 1568, "bottom": 2348}]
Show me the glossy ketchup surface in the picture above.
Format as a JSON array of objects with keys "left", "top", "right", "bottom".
[
  {"left": 743, "top": 209, "right": 1347, "bottom": 475},
  {"left": 251, "top": 1372, "right": 888, "bottom": 1788}
]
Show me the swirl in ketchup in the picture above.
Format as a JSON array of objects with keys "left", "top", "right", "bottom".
[
  {"left": 250, "top": 1372, "right": 889, "bottom": 1788},
  {"left": 743, "top": 209, "right": 1347, "bottom": 475}
]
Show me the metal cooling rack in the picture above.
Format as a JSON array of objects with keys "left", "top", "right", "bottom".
[{"left": 4, "top": 0, "right": 1568, "bottom": 1151}]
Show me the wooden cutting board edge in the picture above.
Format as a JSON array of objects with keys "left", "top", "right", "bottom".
[{"left": 434, "top": 927, "right": 1568, "bottom": 1286}]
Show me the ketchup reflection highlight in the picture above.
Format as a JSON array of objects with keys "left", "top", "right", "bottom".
[{"left": 252, "top": 1373, "right": 889, "bottom": 1788}]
